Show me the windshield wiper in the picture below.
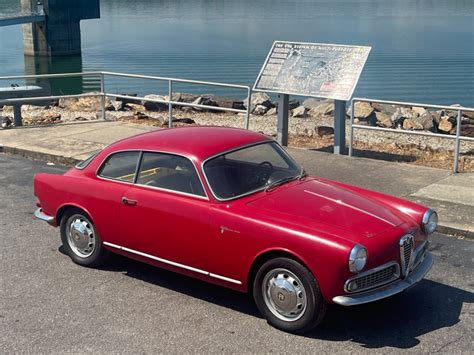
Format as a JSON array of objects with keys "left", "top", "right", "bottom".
[
  {"left": 264, "top": 174, "right": 299, "bottom": 192},
  {"left": 298, "top": 167, "right": 307, "bottom": 180}
]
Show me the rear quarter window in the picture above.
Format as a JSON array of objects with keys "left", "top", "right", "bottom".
[
  {"left": 75, "top": 151, "right": 100, "bottom": 170},
  {"left": 98, "top": 151, "right": 140, "bottom": 183}
]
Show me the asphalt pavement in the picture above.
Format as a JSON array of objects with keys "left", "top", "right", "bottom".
[{"left": 1, "top": 153, "right": 473, "bottom": 353}]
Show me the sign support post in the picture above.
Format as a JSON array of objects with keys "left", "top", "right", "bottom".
[
  {"left": 253, "top": 41, "right": 371, "bottom": 155},
  {"left": 277, "top": 94, "right": 289, "bottom": 146},
  {"left": 333, "top": 99, "right": 346, "bottom": 154}
]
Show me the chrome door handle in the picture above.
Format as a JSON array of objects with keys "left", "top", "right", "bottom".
[{"left": 121, "top": 197, "right": 137, "bottom": 206}]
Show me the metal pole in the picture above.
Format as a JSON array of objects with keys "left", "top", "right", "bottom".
[
  {"left": 349, "top": 99, "right": 355, "bottom": 157},
  {"left": 168, "top": 80, "right": 173, "bottom": 128},
  {"left": 13, "top": 104, "right": 22, "bottom": 126},
  {"left": 277, "top": 94, "right": 289, "bottom": 146},
  {"left": 453, "top": 109, "right": 462, "bottom": 174},
  {"left": 245, "top": 87, "right": 251, "bottom": 130},
  {"left": 334, "top": 100, "right": 347, "bottom": 154},
  {"left": 100, "top": 73, "right": 106, "bottom": 120}
]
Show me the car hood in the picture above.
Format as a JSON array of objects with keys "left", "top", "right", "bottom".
[{"left": 246, "top": 178, "right": 406, "bottom": 239}]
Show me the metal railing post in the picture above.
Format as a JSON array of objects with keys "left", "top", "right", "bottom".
[
  {"left": 453, "top": 109, "right": 462, "bottom": 174},
  {"left": 168, "top": 80, "right": 173, "bottom": 128},
  {"left": 100, "top": 72, "right": 106, "bottom": 120},
  {"left": 245, "top": 87, "right": 252, "bottom": 129},
  {"left": 349, "top": 99, "right": 355, "bottom": 156}
]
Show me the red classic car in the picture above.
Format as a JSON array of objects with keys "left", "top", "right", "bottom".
[{"left": 34, "top": 126, "right": 436, "bottom": 333}]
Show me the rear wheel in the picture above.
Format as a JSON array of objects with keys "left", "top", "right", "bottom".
[
  {"left": 253, "top": 257, "right": 326, "bottom": 333},
  {"left": 60, "top": 209, "right": 109, "bottom": 267}
]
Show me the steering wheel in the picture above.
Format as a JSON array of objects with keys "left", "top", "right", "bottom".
[{"left": 255, "top": 161, "right": 274, "bottom": 184}]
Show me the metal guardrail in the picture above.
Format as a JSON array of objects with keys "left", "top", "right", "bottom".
[
  {"left": 0, "top": 71, "right": 252, "bottom": 129},
  {"left": 349, "top": 98, "right": 474, "bottom": 173}
]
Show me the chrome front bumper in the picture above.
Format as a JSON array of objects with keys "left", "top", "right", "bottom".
[
  {"left": 34, "top": 208, "right": 55, "bottom": 224},
  {"left": 332, "top": 251, "right": 433, "bottom": 306}
]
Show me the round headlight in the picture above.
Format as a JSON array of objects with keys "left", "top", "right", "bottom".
[
  {"left": 422, "top": 209, "right": 438, "bottom": 235},
  {"left": 349, "top": 244, "right": 368, "bottom": 273}
]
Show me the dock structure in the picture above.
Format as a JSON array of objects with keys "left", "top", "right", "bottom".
[{"left": 0, "top": 0, "right": 100, "bottom": 56}]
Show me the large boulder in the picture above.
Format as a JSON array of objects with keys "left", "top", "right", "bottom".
[
  {"left": 142, "top": 94, "right": 168, "bottom": 111},
  {"left": 292, "top": 105, "right": 307, "bottom": 118},
  {"left": 59, "top": 93, "right": 102, "bottom": 111},
  {"left": 265, "top": 107, "right": 277, "bottom": 115},
  {"left": 308, "top": 102, "right": 334, "bottom": 117},
  {"left": 438, "top": 116, "right": 454, "bottom": 133},
  {"left": 371, "top": 103, "right": 397, "bottom": 116},
  {"left": 1, "top": 116, "right": 12, "bottom": 128},
  {"left": 303, "top": 98, "right": 322, "bottom": 110},
  {"left": 413, "top": 111, "right": 435, "bottom": 130},
  {"left": 375, "top": 112, "right": 393, "bottom": 128},
  {"left": 402, "top": 118, "right": 424, "bottom": 130},
  {"left": 288, "top": 99, "right": 300, "bottom": 110},
  {"left": 243, "top": 92, "right": 273, "bottom": 110},
  {"left": 315, "top": 125, "right": 334, "bottom": 137},
  {"left": 412, "top": 106, "right": 426, "bottom": 116},
  {"left": 253, "top": 105, "right": 269, "bottom": 115},
  {"left": 348, "top": 102, "right": 374, "bottom": 119}
]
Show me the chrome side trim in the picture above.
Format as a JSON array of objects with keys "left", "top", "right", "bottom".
[
  {"left": 209, "top": 273, "right": 242, "bottom": 285},
  {"left": 103, "top": 242, "right": 242, "bottom": 285},
  {"left": 34, "top": 208, "right": 55, "bottom": 223},
  {"left": 333, "top": 252, "right": 433, "bottom": 306}
]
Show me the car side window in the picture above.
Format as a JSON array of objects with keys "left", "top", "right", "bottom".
[
  {"left": 137, "top": 152, "right": 206, "bottom": 197},
  {"left": 98, "top": 151, "right": 140, "bottom": 183}
]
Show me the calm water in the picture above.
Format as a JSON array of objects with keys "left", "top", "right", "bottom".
[{"left": 0, "top": 0, "right": 473, "bottom": 105}]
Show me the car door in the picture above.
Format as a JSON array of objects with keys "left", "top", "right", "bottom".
[
  {"left": 118, "top": 151, "right": 212, "bottom": 272},
  {"left": 91, "top": 150, "right": 141, "bottom": 244}
]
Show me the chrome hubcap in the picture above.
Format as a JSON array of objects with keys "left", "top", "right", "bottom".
[
  {"left": 67, "top": 215, "right": 95, "bottom": 258},
  {"left": 262, "top": 268, "right": 307, "bottom": 321}
]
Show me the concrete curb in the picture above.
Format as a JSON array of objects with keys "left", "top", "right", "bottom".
[
  {"left": 1, "top": 143, "right": 472, "bottom": 240},
  {"left": 0, "top": 145, "right": 81, "bottom": 167}
]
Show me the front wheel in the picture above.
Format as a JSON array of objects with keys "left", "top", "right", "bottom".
[
  {"left": 60, "top": 209, "right": 109, "bottom": 267},
  {"left": 253, "top": 257, "right": 326, "bottom": 334}
]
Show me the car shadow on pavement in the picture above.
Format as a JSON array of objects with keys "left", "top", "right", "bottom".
[
  {"left": 307, "top": 279, "right": 474, "bottom": 349},
  {"left": 92, "top": 252, "right": 472, "bottom": 349},
  {"left": 100, "top": 254, "right": 260, "bottom": 317}
]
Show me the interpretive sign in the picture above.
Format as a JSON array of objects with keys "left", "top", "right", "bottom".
[{"left": 254, "top": 41, "right": 371, "bottom": 101}]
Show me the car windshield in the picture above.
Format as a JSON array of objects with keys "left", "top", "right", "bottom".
[{"left": 203, "top": 141, "right": 301, "bottom": 200}]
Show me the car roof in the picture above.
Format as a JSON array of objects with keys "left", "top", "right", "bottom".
[{"left": 108, "top": 126, "right": 271, "bottom": 161}]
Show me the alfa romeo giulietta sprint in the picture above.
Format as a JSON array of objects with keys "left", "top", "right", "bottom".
[{"left": 34, "top": 126, "right": 436, "bottom": 333}]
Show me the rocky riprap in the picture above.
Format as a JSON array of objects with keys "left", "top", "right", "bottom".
[{"left": 1, "top": 92, "right": 473, "bottom": 171}]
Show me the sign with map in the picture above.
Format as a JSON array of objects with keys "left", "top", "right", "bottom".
[{"left": 254, "top": 41, "right": 371, "bottom": 101}]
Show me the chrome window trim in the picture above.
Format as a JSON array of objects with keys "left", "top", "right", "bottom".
[
  {"left": 103, "top": 241, "right": 242, "bottom": 285},
  {"left": 96, "top": 150, "right": 141, "bottom": 185},
  {"left": 344, "top": 261, "right": 400, "bottom": 294},
  {"left": 75, "top": 151, "right": 101, "bottom": 170},
  {"left": 95, "top": 148, "right": 209, "bottom": 200},
  {"left": 201, "top": 140, "right": 301, "bottom": 202}
]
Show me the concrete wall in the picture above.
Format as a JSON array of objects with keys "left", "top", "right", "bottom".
[{"left": 22, "top": 0, "right": 100, "bottom": 56}]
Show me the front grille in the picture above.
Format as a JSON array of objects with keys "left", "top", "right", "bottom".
[
  {"left": 345, "top": 262, "right": 400, "bottom": 293},
  {"left": 400, "top": 234, "right": 414, "bottom": 277}
]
